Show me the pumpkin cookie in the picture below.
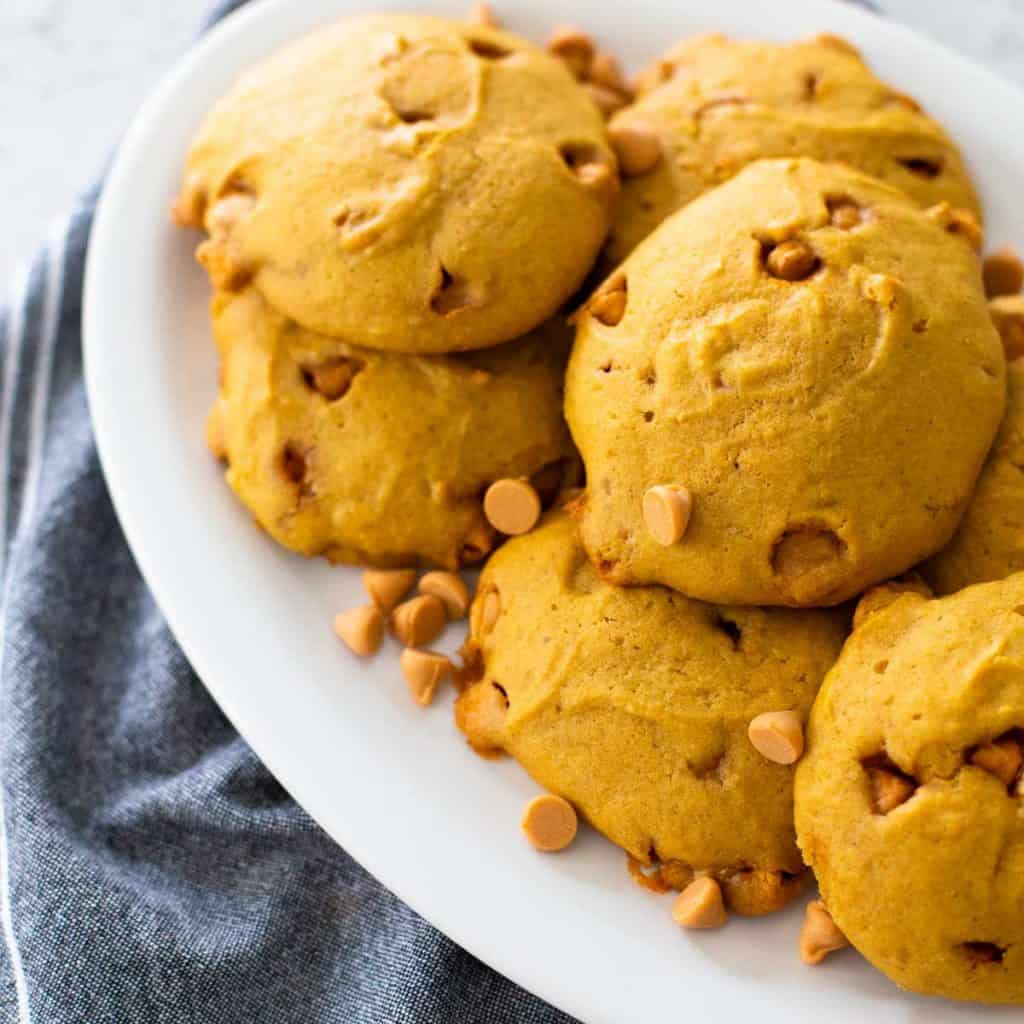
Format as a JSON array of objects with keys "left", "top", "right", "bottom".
[
  {"left": 457, "top": 512, "right": 847, "bottom": 912},
  {"left": 796, "top": 575, "right": 1024, "bottom": 1004},
  {"left": 208, "top": 287, "right": 576, "bottom": 568},
  {"left": 606, "top": 32, "right": 981, "bottom": 263},
  {"left": 174, "top": 13, "right": 617, "bottom": 354},
  {"left": 924, "top": 297, "right": 1024, "bottom": 593},
  {"left": 565, "top": 158, "right": 1004, "bottom": 607}
]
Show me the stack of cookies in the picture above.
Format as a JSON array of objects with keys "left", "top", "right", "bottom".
[{"left": 174, "top": 11, "right": 1024, "bottom": 1007}]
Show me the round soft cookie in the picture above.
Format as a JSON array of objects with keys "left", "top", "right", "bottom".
[
  {"left": 795, "top": 575, "right": 1024, "bottom": 1004},
  {"left": 173, "top": 13, "right": 618, "bottom": 354},
  {"left": 456, "top": 512, "right": 848, "bottom": 913},
  {"left": 605, "top": 32, "right": 981, "bottom": 263},
  {"left": 924, "top": 297, "right": 1024, "bottom": 594},
  {"left": 565, "top": 158, "right": 1004, "bottom": 607},
  {"left": 207, "top": 287, "right": 577, "bottom": 569}
]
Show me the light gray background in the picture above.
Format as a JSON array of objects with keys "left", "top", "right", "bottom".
[{"left": 1, "top": 0, "right": 1023, "bottom": 286}]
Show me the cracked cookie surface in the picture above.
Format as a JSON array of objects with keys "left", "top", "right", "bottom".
[
  {"left": 565, "top": 158, "right": 1004, "bottom": 607},
  {"left": 456, "top": 512, "right": 847, "bottom": 907},
  {"left": 174, "top": 13, "right": 617, "bottom": 354},
  {"left": 208, "top": 287, "right": 575, "bottom": 569},
  {"left": 795, "top": 575, "right": 1024, "bottom": 1004},
  {"left": 606, "top": 32, "right": 981, "bottom": 264}
]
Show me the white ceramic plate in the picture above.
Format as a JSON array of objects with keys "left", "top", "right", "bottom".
[{"left": 84, "top": 1, "right": 1024, "bottom": 1020}]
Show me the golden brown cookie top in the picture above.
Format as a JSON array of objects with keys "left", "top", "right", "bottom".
[
  {"left": 175, "top": 13, "right": 618, "bottom": 353},
  {"left": 606, "top": 32, "right": 981, "bottom": 263},
  {"left": 210, "top": 287, "right": 576, "bottom": 569},
  {"left": 566, "top": 158, "right": 1004, "bottom": 607},
  {"left": 457, "top": 511, "right": 847, "bottom": 891},
  {"left": 796, "top": 575, "right": 1024, "bottom": 1004}
]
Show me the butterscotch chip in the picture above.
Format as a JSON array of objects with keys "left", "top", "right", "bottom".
[
  {"left": 400, "top": 648, "right": 452, "bottom": 706},
  {"left": 829, "top": 201, "right": 862, "bottom": 230},
  {"left": 642, "top": 485, "right": 692, "bottom": 546},
  {"left": 419, "top": 571, "right": 470, "bottom": 618},
  {"left": 206, "top": 193, "right": 255, "bottom": 236},
  {"left": 484, "top": 479, "right": 542, "bottom": 535},
  {"left": 586, "top": 82, "right": 628, "bottom": 118},
  {"left": 866, "top": 765, "right": 915, "bottom": 814},
  {"left": 988, "top": 295, "right": 1024, "bottom": 362},
  {"left": 521, "top": 794, "right": 578, "bottom": 851},
  {"left": 983, "top": 246, "right": 1024, "bottom": 298},
  {"left": 590, "top": 51, "right": 629, "bottom": 93},
  {"left": 800, "top": 901, "right": 849, "bottom": 965},
  {"left": 307, "top": 358, "right": 361, "bottom": 401},
  {"left": 466, "top": 1, "right": 497, "bottom": 27},
  {"left": 608, "top": 124, "right": 662, "bottom": 177},
  {"left": 170, "top": 171, "right": 207, "bottom": 228},
  {"left": 748, "top": 710, "right": 804, "bottom": 765},
  {"left": 928, "top": 203, "right": 983, "bottom": 252},
  {"left": 590, "top": 287, "right": 627, "bottom": 327},
  {"left": 391, "top": 594, "right": 447, "bottom": 647},
  {"left": 460, "top": 516, "right": 496, "bottom": 565},
  {"left": 672, "top": 877, "right": 728, "bottom": 929},
  {"left": 547, "top": 26, "right": 594, "bottom": 79},
  {"left": 969, "top": 737, "right": 1023, "bottom": 786},
  {"left": 765, "top": 240, "right": 819, "bottom": 281},
  {"left": 333, "top": 605, "right": 385, "bottom": 656},
  {"left": 363, "top": 568, "right": 416, "bottom": 613}
]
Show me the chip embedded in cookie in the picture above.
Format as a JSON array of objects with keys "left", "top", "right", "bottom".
[
  {"left": 606, "top": 32, "right": 981, "bottom": 263},
  {"left": 174, "top": 13, "right": 618, "bottom": 354},
  {"left": 566, "top": 158, "right": 1005, "bottom": 607},
  {"left": 924, "top": 297, "right": 1024, "bottom": 593},
  {"left": 796, "top": 575, "right": 1024, "bottom": 1004},
  {"left": 456, "top": 512, "right": 847, "bottom": 912},
  {"left": 209, "top": 287, "right": 577, "bottom": 569}
]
